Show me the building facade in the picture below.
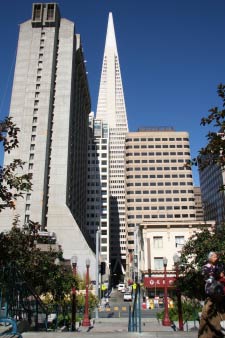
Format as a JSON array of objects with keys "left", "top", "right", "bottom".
[
  {"left": 87, "top": 113, "right": 110, "bottom": 265},
  {"left": 193, "top": 186, "right": 204, "bottom": 221},
  {"left": 199, "top": 162, "right": 225, "bottom": 225},
  {"left": 136, "top": 220, "right": 215, "bottom": 279},
  {"left": 0, "top": 3, "right": 95, "bottom": 276},
  {"left": 125, "top": 128, "right": 196, "bottom": 257},
  {"left": 96, "top": 13, "right": 128, "bottom": 273}
]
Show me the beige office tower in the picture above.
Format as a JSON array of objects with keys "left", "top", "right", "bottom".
[
  {"left": 96, "top": 13, "right": 128, "bottom": 273},
  {"left": 87, "top": 113, "right": 110, "bottom": 265},
  {"left": 0, "top": 3, "right": 95, "bottom": 276},
  {"left": 125, "top": 128, "right": 196, "bottom": 255},
  {"left": 193, "top": 187, "right": 204, "bottom": 221}
]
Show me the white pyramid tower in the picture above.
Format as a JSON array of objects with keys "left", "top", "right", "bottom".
[
  {"left": 96, "top": 12, "right": 128, "bottom": 131},
  {"left": 96, "top": 13, "right": 128, "bottom": 272}
]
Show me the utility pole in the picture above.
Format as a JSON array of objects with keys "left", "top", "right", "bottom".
[{"left": 95, "top": 229, "right": 100, "bottom": 319}]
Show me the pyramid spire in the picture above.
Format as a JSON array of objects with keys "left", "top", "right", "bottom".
[
  {"left": 96, "top": 12, "right": 128, "bottom": 130},
  {"left": 105, "top": 12, "right": 118, "bottom": 55}
]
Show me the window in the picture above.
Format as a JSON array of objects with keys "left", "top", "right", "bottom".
[
  {"left": 154, "top": 257, "right": 164, "bottom": 270},
  {"left": 175, "top": 236, "right": 185, "bottom": 248},
  {"left": 153, "top": 236, "right": 163, "bottom": 248},
  {"left": 25, "top": 215, "right": 30, "bottom": 223}
]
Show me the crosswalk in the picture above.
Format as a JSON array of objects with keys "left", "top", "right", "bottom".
[{"left": 98, "top": 306, "right": 128, "bottom": 312}]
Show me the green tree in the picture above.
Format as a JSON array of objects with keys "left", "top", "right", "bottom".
[
  {"left": 0, "top": 219, "right": 75, "bottom": 301},
  {"left": 176, "top": 227, "right": 225, "bottom": 300},
  {"left": 190, "top": 83, "right": 225, "bottom": 172},
  {"left": 0, "top": 117, "right": 32, "bottom": 211}
]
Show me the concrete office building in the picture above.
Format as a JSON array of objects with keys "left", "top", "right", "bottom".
[
  {"left": 96, "top": 13, "right": 128, "bottom": 272},
  {"left": 87, "top": 113, "right": 110, "bottom": 265},
  {"left": 199, "top": 161, "right": 225, "bottom": 225},
  {"left": 193, "top": 186, "right": 204, "bottom": 221},
  {"left": 125, "top": 128, "right": 196, "bottom": 255},
  {"left": 0, "top": 3, "right": 95, "bottom": 276}
]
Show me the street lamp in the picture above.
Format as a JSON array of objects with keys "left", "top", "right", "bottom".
[
  {"left": 173, "top": 253, "right": 183, "bottom": 331},
  {"left": 162, "top": 257, "right": 171, "bottom": 326},
  {"left": 82, "top": 258, "right": 91, "bottom": 327},
  {"left": 71, "top": 255, "right": 78, "bottom": 332}
]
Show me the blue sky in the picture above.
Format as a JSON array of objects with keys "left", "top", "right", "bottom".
[{"left": 1, "top": 0, "right": 225, "bottom": 185}]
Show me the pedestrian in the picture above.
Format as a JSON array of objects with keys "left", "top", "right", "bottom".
[
  {"left": 198, "top": 252, "right": 225, "bottom": 338},
  {"left": 105, "top": 297, "right": 110, "bottom": 308},
  {"left": 219, "top": 270, "right": 225, "bottom": 294}
]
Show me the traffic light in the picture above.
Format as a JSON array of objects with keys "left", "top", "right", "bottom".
[{"left": 100, "top": 262, "right": 106, "bottom": 275}]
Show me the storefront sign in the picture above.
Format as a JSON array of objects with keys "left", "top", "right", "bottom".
[{"left": 144, "top": 276, "right": 176, "bottom": 288}]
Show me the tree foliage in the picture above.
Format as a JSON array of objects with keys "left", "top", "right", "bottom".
[
  {"left": 190, "top": 84, "right": 225, "bottom": 171},
  {"left": 176, "top": 227, "right": 225, "bottom": 300},
  {"left": 0, "top": 218, "right": 75, "bottom": 301},
  {"left": 0, "top": 117, "right": 32, "bottom": 211}
]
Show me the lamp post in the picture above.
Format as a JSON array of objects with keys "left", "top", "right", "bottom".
[
  {"left": 82, "top": 258, "right": 91, "bottom": 327},
  {"left": 162, "top": 257, "right": 171, "bottom": 326},
  {"left": 71, "top": 255, "right": 78, "bottom": 332},
  {"left": 173, "top": 253, "right": 183, "bottom": 331}
]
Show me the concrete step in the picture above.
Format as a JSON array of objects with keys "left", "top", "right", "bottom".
[{"left": 22, "top": 332, "right": 197, "bottom": 338}]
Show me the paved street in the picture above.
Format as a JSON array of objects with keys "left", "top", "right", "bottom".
[{"left": 97, "top": 288, "right": 161, "bottom": 318}]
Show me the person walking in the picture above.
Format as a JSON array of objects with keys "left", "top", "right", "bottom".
[{"left": 198, "top": 252, "right": 225, "bottom": 338}]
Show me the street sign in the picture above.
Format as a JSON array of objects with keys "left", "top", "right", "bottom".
[{"left": 144, "top": 276, "right": 176, "bottom": 288}]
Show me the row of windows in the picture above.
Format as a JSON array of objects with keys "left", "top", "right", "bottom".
[
  {"left": 127, "top": 189, "right": 194, "bottom": 195},
  {"left": 25, "top": 37, "right": 48, "bottom": 223},
  {"left": 88, "top": 153, "right": 107, "bottom": 158},
  {"left": 126, "top": 137, "right": 189, "bottom": 142},
  {"left": 126, "top": 158, "right": 189, "bottom": 164},
  {"left": 126, "top": 152, "right": 190, "bottom": 156},
  {"left": 127, "top": 167, "right": 191, "bottom": 171},
  {"left": 127, "top": 205, "right": 194, "bottom": 211},
  {"left": 88, "top": 175, "right": 107, "bottom": 179},
  {"left": 127, "top": 214, "right": 195, "bottom": 219},
  {"left": 127, "top": 197, "right": 194, "bottom": 202},
  {"left": 126, "top": 144, "right": 189, "bottom": 149},
  {"left": 126, "top": 174, "right": 192, "bottom": 179},
  {"left": 126, "top": 182, "right": 193, "bottom": 187},
  {"left": 88, "top": 145, "right": 108, "bottom": 150},
  {"left": 88, "top": 167, "right": 107, "bottom": 172}
]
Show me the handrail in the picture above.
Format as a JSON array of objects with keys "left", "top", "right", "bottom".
[
  {"left": 128, "top": 282, "right": 141, "bottom": 332},
  {"left": 0, "top": 317, "right": 22, "bottom": 337},
  {"left": 0, "top": 263, "right": 49, "bottom": 331}
]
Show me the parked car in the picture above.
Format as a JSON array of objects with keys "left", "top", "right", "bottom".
[
  {"left": 123, "top": 292, "right": 132, "bottom": 301},
  {"left": 117, "top": 283, "right": 125, "bottom": 291}
]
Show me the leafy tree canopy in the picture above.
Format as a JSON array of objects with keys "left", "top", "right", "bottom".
[
  {"left": 0, "top": 218, "right": 75, "bottom": 302},
  {"left": 0, "top": 117, "right": 32, "bottom": 211},
  {"left": 177, "top": 227, "right": 225, "bottom": 300},
  {"left": 190, "top": 84, "right": 225, "bottom": 171}
]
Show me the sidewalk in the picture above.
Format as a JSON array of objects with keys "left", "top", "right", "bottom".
[{"left": 20, "top": 318, "right": 198, "bottom": 338}]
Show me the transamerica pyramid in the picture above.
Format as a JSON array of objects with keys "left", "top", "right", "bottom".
[{"left": 96, "top": 12, "right": 129, "bottom": 275}]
